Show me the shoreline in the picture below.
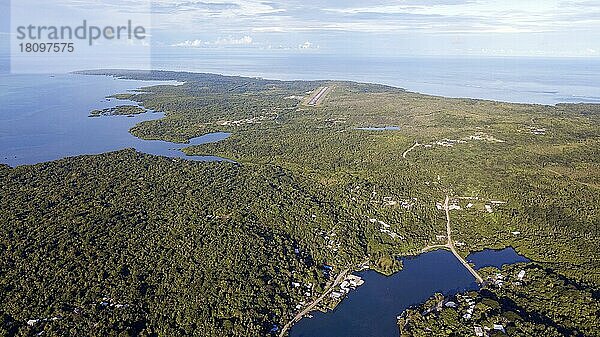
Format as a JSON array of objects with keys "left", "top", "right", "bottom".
[{"left": 72, "top": 67, "right": 600, "bottom": 107}]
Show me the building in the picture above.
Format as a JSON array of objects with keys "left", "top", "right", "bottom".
[
  {"left": 330, "top": 291, "right": 343, "bottom": 299},
  {"left": 445, "top": 301, "right": 457, "bottom": 308}
]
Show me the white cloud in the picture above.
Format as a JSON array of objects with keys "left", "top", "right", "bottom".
[
  {"left": 18, "top": 0, "right": 600, "bottom": 57},
  {"left": 252, "top": 26, "right": 286, "bottom": 33},
  {"left": 44, "top": 0, "right": 600, "bottom": 35}
]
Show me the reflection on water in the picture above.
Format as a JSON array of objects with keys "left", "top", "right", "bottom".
[
  {"left": 291, "top": 250, "right": 478, "bottom": 337},
  {"left": 290, "top": 248, "right": 529, "bottom": 337},
  {"left": 467, "top": 247, "right": 530, "bottom": 269}
]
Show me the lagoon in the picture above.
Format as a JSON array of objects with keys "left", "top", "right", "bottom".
[
  {"left": 0, "top": 74, "right": 230, "bottom": 166},
  {"left": 290, "top": 248, "right": 529, "bottom": 337},
  {"left": 468, "top": 247, "right": 530, "bottom": 269}
]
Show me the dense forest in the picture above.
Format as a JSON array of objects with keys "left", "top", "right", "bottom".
[
  {"left": 1, "top": 70, "right": 599, "bottom": 336},
  {"left": 397, "top": 263, "right": 600, "bottom": 336}
]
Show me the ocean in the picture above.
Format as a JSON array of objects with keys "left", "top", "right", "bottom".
[
  {"left": 1, "top": 52, "right": 599, "bottom": 166},
  {"left": 150, "top": 50, "right": 600, "bottom": 105}
]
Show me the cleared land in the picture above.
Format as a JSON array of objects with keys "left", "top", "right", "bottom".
[
  {"left": 306, "top": 86, "right": 331, "bottom": 106},
  {"left": 2, "top": 70, "right": 599, "bottom": 336}
]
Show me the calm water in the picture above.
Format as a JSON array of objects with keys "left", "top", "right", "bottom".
[
  {"left": 0, "top": 74, "right": 230, "bottom": 166},
  {"left": 151, "top": 50, "right": 600, "bottom": 105},
  {"left": 290, "top": 248, "right": 528, "bottom": 337},
  {"left": 468, "top": 247, "right": 530, "bottom": 269},
  {"left": 0, "top": 56, "right": 554, "bottom": 335},
  {"left": 2, "top": 55, "right": 599, "bottom": 166}
]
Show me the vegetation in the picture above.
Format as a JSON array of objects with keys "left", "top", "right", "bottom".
[
  {"left": 89, "top": 105, "right": 146, "bottom": 117},
  {"left": 1, "top": 70, "right": 599, "bottom": 336},
  {"left": 398, "top": 263, "right": 600, "bottom": 336}
]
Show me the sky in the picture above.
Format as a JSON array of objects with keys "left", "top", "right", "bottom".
[{"left": 2, "top": 0, "right": 600, "bottom": 58}]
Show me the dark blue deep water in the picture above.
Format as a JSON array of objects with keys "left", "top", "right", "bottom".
[
  {"left": 468, "top": 247, "right": 530, "bottom": 269},
  {"left": 290, "top": 248, "right": 529, "bottom": 337}
]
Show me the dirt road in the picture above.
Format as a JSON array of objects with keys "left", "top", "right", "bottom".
[{"left": 402, "top": 141, "right": 420, "bottom": 159}]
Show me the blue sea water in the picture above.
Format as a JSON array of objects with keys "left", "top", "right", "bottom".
[
  {"left": 1, "top": 53, "right": 599, "bottom": 166},
  {"left": 291, "top": 250, "right": 479, "bottom": 337},
  {"left": 0, "top": 74, "right": 230, "bottom": 166},
  {"left": 151, "top": 50, "right": 600, "bottom": 105}
]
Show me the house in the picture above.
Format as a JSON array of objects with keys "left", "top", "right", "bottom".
[
  {"left": 330, "top": 291, "right": 343, "bottom": 299},
  {"left": 485, "top": 205, "right": 493, "bottom": 213},
  {"left": 474, "top": 326, "right": 484, "bottom": 337},
  {"left": 517, "top": 270, "right": 526, "bottom": 281},
  {"left": 493, "top": 324, "right": 506, "bottom": 333},
  {"left": 347, "top": 275, "right": 365, "bottom": 287},
  {"left": 532, "top": 128, "right": 546, "bottom": 135},
  {"left": 292, "top": 282, "right": 301, "bottom": 288},
  {"left": 445, "top": 301, "right": 457, "bottom": 308},
  {"left": 378, "top": 220, "right": 391, "bottom": 228}
]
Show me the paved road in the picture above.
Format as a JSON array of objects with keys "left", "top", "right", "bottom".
[
  {"left": 278, "top": 268, "right": 350, "bottom": 337},
  {"left": 442, "top": 195, "right": 484, "bottom": 284},
  {"left": 307, "top": 86, "right": 330, "bottom": 106}
]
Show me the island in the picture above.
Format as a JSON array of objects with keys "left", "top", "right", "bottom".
[
  {"left": 1, "top": 70, "right": 598, "bottom": 336},
  {"left": 89, "top": 105, "right": 146, "bottom": 117}
]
